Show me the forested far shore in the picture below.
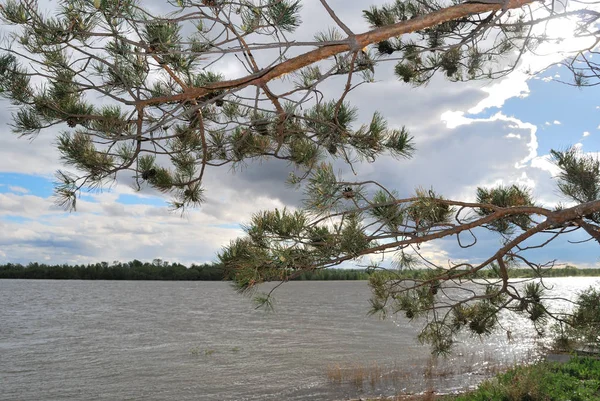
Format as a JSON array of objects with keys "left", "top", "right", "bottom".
[{"left": 0, "top": 260, "right": 599, "bottom": 281}]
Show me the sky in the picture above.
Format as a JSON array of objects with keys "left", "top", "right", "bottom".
[{"left": 0, "top": 0, "right": 599, "bottom": 267}]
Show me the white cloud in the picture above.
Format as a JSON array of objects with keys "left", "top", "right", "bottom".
[
  {"left": 0, "top": 121, "right": 62, "bottom": 176},
  {"left": 515, "top": 172, "right": 536, "bottom": 188},
  {"left": 410, "top": 242, "right": 461, "bottom": 268},
  {"left": 8, "top": 186, "right": 29, "bottom": 194},
  {"left": 0, "top": 175, "right": 297, "bottom": 264},
  {"left": 468, "top": 73, "right": 530, "bottom": 114},
  {"left": 530, "top": 155, "right": 561, "bottom": 177},
  {"left": 440, "top": 110, "right": 474, "bottom": 129},
  {"left": 0, "top": 193, "right": 54, "bottom": 217},
  {"left": 0, "top": 192, "right": 248, "bottom": 264},
  {"left": 439, "top": 111, "right": 538, "bottom": 169},
  {"left": 583, "top": 131, "right": 591, "bottom": 137},
  {"left": 554, "top": 120, "right": 561, "bottom": 125},
  {"left": 467, "top": 13, "right": 596, "bottom": 116}
]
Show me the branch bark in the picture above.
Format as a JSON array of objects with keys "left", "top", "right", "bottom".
[{"left": 139, "top": 0, "right": 535, "bottom": 107}]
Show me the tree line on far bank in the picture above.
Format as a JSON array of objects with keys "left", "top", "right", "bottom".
[
  {"left": 0, "top": 259, "right": 365, "bottom": 281},
  {"left": 0, "top": 260, "right": 598, "bottom": 281}
]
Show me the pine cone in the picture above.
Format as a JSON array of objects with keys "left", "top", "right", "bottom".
[{"left": 141, "top": 168, "right": 157, "bottom": 180}]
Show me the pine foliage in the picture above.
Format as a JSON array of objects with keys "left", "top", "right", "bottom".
[{"left": 1, "top": 0, "right": 600, "bottom": 354}]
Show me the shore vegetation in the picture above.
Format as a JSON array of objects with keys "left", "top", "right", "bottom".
[{"left": 2, "top": 261, "right": 599, "bottom": 281}]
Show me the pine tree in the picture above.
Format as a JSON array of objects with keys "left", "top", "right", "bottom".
[{"left": 1, "top": 0, "right": 599, "bottom": 353}]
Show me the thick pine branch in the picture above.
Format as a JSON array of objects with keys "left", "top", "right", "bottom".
[{"left": 139, "top": 0, "right": 536, "bottom": 107}]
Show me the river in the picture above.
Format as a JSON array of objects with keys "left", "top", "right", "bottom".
[{"left": 1, "top": 277, "right": 599, "bottom": 401}]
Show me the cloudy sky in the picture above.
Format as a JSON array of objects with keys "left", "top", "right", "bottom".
[{"left": 0, "top": 0, "right": 598, "bottom": 267}]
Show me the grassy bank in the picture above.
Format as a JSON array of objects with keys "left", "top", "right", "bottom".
[{"left": 363, "top": 356, "right": 600, "bottom": 401}]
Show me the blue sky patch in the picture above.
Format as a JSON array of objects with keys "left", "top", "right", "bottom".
[
  {"left": 1, "top": 215, "right": 31, "bottom": 224},
  {"left": 0, "top": 173, "right": 54, "bottom": 197},
  {"left": 501, "top": 66, "right": 600, "bottom": 155},
  {"left": 465, "top": 106, "right": 500, "bottom": 120},
  {"left": 117, "top": 193, "right": 168, "bottom": 206}
]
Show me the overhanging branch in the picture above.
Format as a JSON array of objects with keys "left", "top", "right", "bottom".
[{"left": 139, "top": 0, "right": 536, "bottom": 107}]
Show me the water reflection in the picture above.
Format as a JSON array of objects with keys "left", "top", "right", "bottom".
[{"left": 0, "top": 277, "right": 598, "bottom": 401}]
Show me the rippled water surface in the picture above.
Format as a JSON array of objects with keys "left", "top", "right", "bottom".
[{"left": 1, "top": 278, "right": 599, "bottom": 401}]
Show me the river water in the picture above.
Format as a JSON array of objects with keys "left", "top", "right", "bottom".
[{"left": 1, "top": 278, "right": 599, "bottom": 401}]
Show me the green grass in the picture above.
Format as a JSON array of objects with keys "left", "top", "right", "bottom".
[
  {"left": 362, "top": 357, "right": 600, "bottom": 401},
  {"left": 453, "top": 356, "right": 600, "bottom": 401}
]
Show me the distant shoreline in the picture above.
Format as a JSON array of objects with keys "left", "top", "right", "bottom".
[{"left": 1, "top": 261, "right": 599, "bottom": 281}]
